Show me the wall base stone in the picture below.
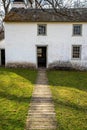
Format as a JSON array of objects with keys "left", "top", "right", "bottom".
[
  {"left": 6, "top": 62, "right": 36, "bottom": 69},
  {"left": 48, "top": 61, "right": 87, "bottom": 71}
]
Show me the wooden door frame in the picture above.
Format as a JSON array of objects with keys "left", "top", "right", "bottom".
[{"left": 36, "top": 45, "right": 48, "bottom": 68}]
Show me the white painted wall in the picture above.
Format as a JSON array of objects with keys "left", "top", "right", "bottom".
[{"left": 4, "top": 22, "right": 87, "bottom": 68}]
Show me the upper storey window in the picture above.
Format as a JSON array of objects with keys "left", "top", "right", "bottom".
[
  {"left": 38, "top": 25, "right": 47, "bottom": 36},
  {"left": 73, "top": 24, "right": 82, "bottom": 36}
]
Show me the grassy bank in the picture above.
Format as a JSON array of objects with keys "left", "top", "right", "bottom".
[
  {"left": 0, "top": 68, "right": 37, "bottom": 130},
  {"left": 47, "top": 70, "right": 87, "bottom": 130}
]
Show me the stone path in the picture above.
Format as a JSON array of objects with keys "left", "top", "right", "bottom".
[{"left": 25, "top": 69, "right": 57, "bottom": 130}]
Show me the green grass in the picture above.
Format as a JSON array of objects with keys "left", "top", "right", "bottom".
[
  {"left": 0, "top": 68, "right": 37, "bottom": 130},
  {"left": 47, "top": 70, "right": 87, "bottom": 130}
]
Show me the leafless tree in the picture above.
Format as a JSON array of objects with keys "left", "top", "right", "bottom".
[
  {"left": 1, "top": 0, "right": 87, "bottom": 15},
  {"left": 29, "top": 0, "right": 87, "bottom": 18},
  {"left": 0, "top": 0, "right": 11, "bottom": 14},
  {"left": 29, "top": 0, "right": 87, "bottom": 9}
]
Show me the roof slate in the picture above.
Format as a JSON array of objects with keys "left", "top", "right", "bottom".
[{"left": 4, "top": 8, "right": 87, "bottom": 22}]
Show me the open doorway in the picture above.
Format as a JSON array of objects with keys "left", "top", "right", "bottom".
[
  {"left": 1, "top": 49, "right": 5, "bottom": 66},
  {"left": 37, "top": 47, "right": 47, "bottom": 68}
]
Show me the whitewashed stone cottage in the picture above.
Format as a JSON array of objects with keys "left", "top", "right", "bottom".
[{"left": 1, "top": 2, "right": 87, "bottom": 69}]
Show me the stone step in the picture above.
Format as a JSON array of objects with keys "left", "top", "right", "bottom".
[
  {"left": 34, "top": 89, "right": 51, "bottom": 92},
  {"left": 34, "top": 86, "right": 49, "bottom": 88},
  {"left": 32, "top": 93, "right": 52, "bottom": 95},
  {"left": 31, "top": 98, "right": 53, "bottom": 100},
  {"left": 34, "top": 87, "right": 50, "bottom": 89},
  {"left": 27, "top": 125, "right": 57, "bottom": 128},
  {"left": 29, "top": 106, "right": 55, "bottom": 111},
  {"left": 31, "top": 98, "right": 53, "bottom": 102},
  {"left": 33, "top": 90, "right": 51, "bottom": 92},
  {"left": 28, "top": 112, "right": 56, "bottom": 114},
  {"left": 36, "top": 83, "right": 48, "bottom": 85},
  {"left": 35, "top": 85, "right": 48, "bottom": 87},
  {"left": 37, "top": 79, "right": 48, "bottom": 81},
  {"left": 33, "top": 92, "right": 51, "bottom": 94},
  {"left": 37, "top": 80, "right": 48, "bottom": 82},
  {"left": 32, "top": 96, "right": 52, "bottom": 98},
  {"left": 35, "top": 86, "right": 49, "bottom": 88},
  {"left": 32, "top": 94, "right": 52, "bottom": 96},
  {"left": 29, "top": 108, "right": 55, "bottom": 112},
  {"left": 33, "top": 92, "right": 51, "bottom": 93},
  {"left": 33, "top": 93, "right": 52, "bottom": 95},
  {"left": 26, "top": 125, "right": 57, "bottom": 130},
  {"left": 27, "top": 117, "right": 57, "bottom": 122},
  {"left": 30, "top": 103, "right": 55, "bottom": 106},
  {"left": 29, "top": 105, "right": 55, "bottom": 108},
  {"left": 32, "top": 97, "right": 52, "bottom": 99},
  {"left": 31, "top": 101, "right": 53, "bottom": 103},
  {"left": 27, "top": 121, "right": 57, "bottom": 127},
  {"left": 33, "top": 88, "right": 50, "bottom": 90},
  {"left": 28, "top": 114, "right": 56, "bottom": 118},
  {"left": 32, "top": 94, "right": 52, "bottom": 97},
  {"left": 28, "top": 111, "right": 55, "bottom": 114}
]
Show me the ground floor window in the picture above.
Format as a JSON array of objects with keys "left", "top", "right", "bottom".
[{"left": 72, "top": 45, "right": 81, "bottom": 59}]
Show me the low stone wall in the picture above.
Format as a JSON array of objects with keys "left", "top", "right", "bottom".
[
  {"left": 6, "top": 62, "right": 36, "bottom": 69},
  {"left": 48, "top": 61, "right": 87, "bottom": 71}
]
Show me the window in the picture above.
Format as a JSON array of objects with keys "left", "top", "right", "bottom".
[
  {"left": 37, "top": 48, "right": 42, "bottom": 57},
  {"left": 72, "top": 45, "right": 81, "bottom": 59},
  {"left": 38, "top": 25, "right": 47, "bottom": 35},
  {"left": 73, "top": 24, "right": 82, "bottom": 35}
]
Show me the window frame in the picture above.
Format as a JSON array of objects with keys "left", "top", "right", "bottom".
[
  {"left": 37, "top": 24, "right": 47, "bottom": 36},
  {"left": 72, "top": 45, "right": 81, "bottom": 60},
  {"left": 73, "top": 24, "right": 82, "bottom": 36}
]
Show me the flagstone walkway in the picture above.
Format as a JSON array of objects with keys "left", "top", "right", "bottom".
[{"left": 25, "top": 69, "right": 57, "bottom": 130}]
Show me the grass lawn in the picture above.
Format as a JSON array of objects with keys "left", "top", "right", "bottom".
[
  {"left": 47, "top": 70, "right": 87, "bottom": 130},
  {"left": 0, "top": 68, "right": 37, "bottom": 130}
]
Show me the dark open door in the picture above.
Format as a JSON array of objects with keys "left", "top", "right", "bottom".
[
  {"left": 1, "top": 49, "right": 5, "bottom": 66},
  {"left": 37, "top": 47, "right": 47, "bottom": 68}
]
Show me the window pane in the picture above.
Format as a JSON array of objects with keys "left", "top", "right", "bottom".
[
  {"left": 72, "top": 46, "right": 81, "bottom": 59},
  {"left": 73, "top": 25, "right": 82, "bottom": 35},
  {"left": 38, "top": 25, "right": 46, "bottom": 35}
]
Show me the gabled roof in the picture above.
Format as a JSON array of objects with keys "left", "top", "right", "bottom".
[{"left": 4, "top": 8, "right": 87, "bottom": 22}]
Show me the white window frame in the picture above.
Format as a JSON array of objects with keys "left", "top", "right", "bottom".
[
  {"left": 73, "top": 24, "right": 82, "bottom": 36},
  {"left": 72, "top": 45, "right": 81, "bottom": 60},
  {"left": 37, "top": 24, "right": 47, "bottom": 36}
]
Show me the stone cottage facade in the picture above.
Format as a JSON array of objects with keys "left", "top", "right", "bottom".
[{"left": 1, "top": 7, "right": 87, "bottom": 69}]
